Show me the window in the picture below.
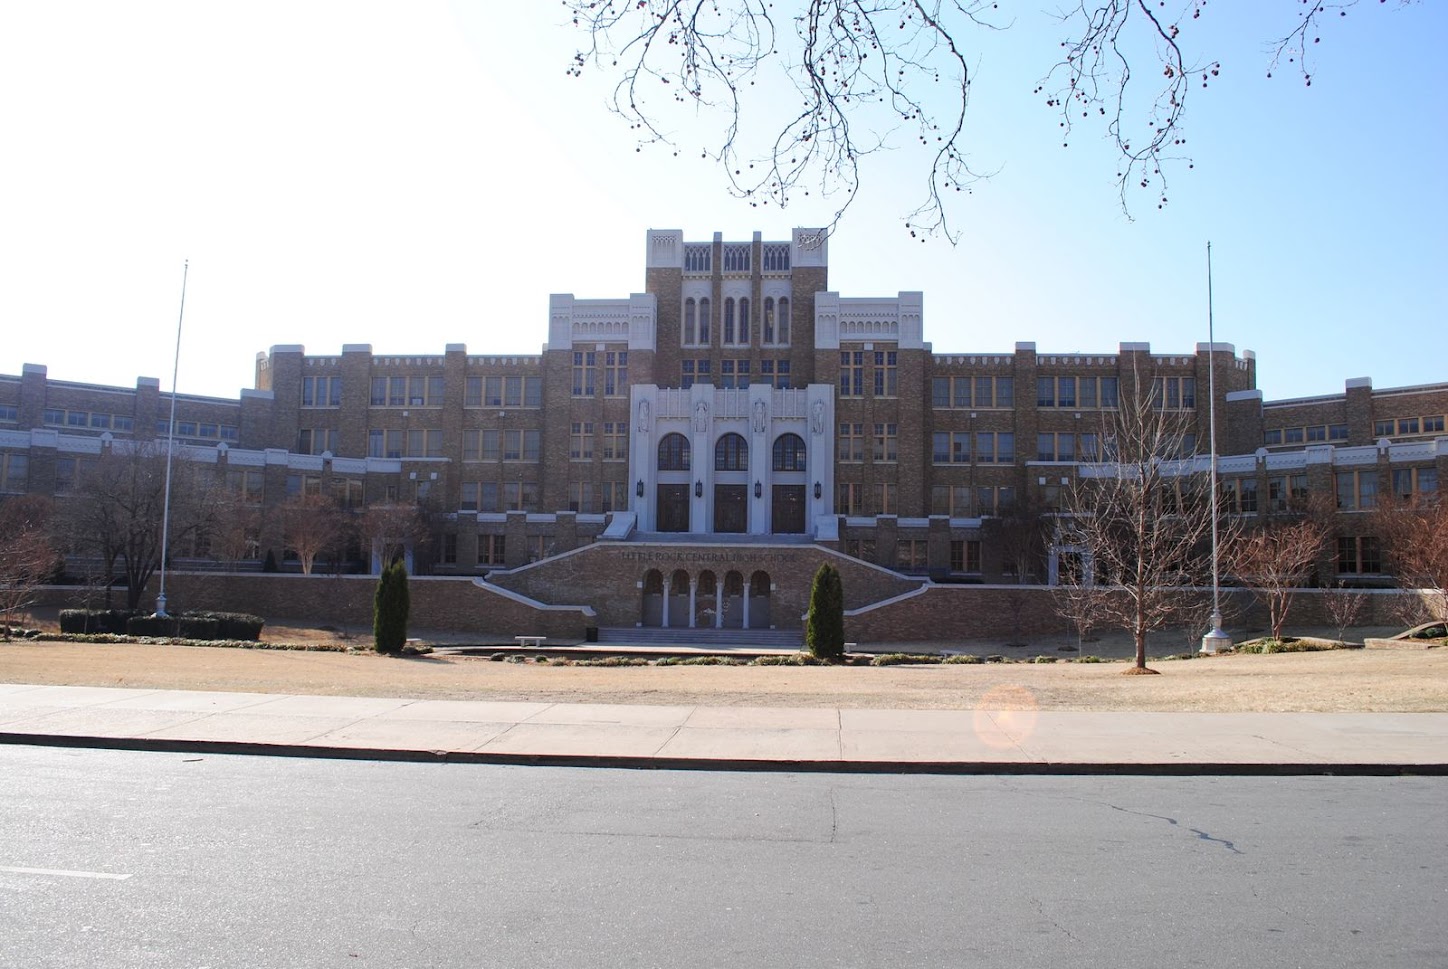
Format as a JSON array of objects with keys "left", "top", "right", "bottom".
[
  {"left": 776, "top": 296, "right": 790, "bottom": 345},
  {"left": 570, "top": 422, "right": 594, "bottom": 460},
  {"left": 720, "top": 359, "right": 751, "bottom": 389},
  {"left": 931, "top": 484, "right": 974, "bottom": 516},
  {"left": 723, "top": 298, "right": 735, "bottom": 344},
  {"left": 1075, "top": 376, "right": 1118, "bottom": 409},
  {"left": 226, "top": 469, "right": 263, "bottom": 503},
  {"left": 503, "top": 430, "right": 539, "bottom": 462},
  {"left": 465, "top": 376, "right": 483, "bottom": 407},
  {"left": 371, "top": 375, "right": 441, "bottom": 407},
  {"left": 722, "top": 243, "right": 750, "bottom": 272},
  {"left": 0, "top": 405, "right": 17, "bottom": 422},
  {"left": 680, "top": 359, "right": 712, "bottom": 389},
  {"left": 1425, "top": 416, "right": 1446, "bottom": 433},
  {"left": 301, "top": 375, "right": 342, "bottom": 407},
  {"left": 872, "top": 423, "right": 897, "bottom": 463},
  {"left": 760, "top": 359, "right": 790, "bottom": 388},
  {"left": 1267, "top": 474, "right": 1309, "bottom": 512},
  {"left": 43, "top": 409, "right": 63, "bottom": 426},
  {"left": 975, "top": 432, "right": 1015, "bottom": 464},
  {"left": 715, "top": 433, "right": 748, "bottom": 471},
  {"left": 296, "top": 428, "right": 339, "bottom": 455},
  {"left": 976, "top": 485, "right": 1015, "bottom": 516},
  {"left": 1392, "top": 467, "right": 1438, "bottom": 503},
  {"left": 684, "top": 244, "right": 711, "bottom": 272},
  {"left": 838, "top": 423, "right": 864, "bottom": 462},
  {"left": 67, "top": 411, "right": 88, "bottom": 427},
  {"left": 1221, "top": 477, "right": 1259, "bottom": 514},
  {"left": 897, "top": 540, "right": 928, "bottom": 573},
  {"left": 601, "top": 422, "right": 628, "bottom": 461},
  {"left": 926, "top": 373, "right": 1007, "bottom": 408},
  {"left": 1036, "top": 433, "right": 1077, "bottom": 462},
  {"left": 950, "top": 540, "right": 982, "bottom": 573},
  {"left": 572, "top": 351, "right": 596, "bottom": 396},
  {"left": 763, "top": 297, "right": 776, "bottom": 344},
  {"left": 836, "top": 482, "right": 865, "bottom": 515},
  {"left": 478, "top": 535, "right": 506, "bottom": 566},
  {"left": 839, "top": 351, "right": 864, "bottom": 397},
  {"left": 1337, "top": 536, "right": 1381, "bottom": 575},
  {"left": 1037, "top": 376, "right": 1077, "bottom": 408},
  {"left": 1152, "top": 376, "right": 1196, "bottom": 410},
  {"left": 570, "top": 481, "right": 596, "bottom": 513},
  {"left": 698, "top": 298, "right": 711, "bottom": 344},
  {"left": 601, "top": 481, "right": 628, "bottom": 512},
  {"left": 874, "top": 350, "right": 898, "bottom": 397},
  {"left": 332, "top": 478, "right": 364, "bottom": 509},
  {"left": 871, "top": 482, "right": 897, "bottom": 515},
  {"left": 737, "top": 297, "right": 749, "bottom": 345},
  {"left": 773, "top": 433, "right": 807, "bottom": 471},
  {"left": 1336, "top": 470, "right": 1377, "bottom": 511},
  {"left": 761, "top": 243, "right": 789, "bottom": 271},
  {"left": 603, "top": 351, "right": 628, "bottom": 396},
  {"left": 658, "top": 433, "right": 690, "bottom": 471}
]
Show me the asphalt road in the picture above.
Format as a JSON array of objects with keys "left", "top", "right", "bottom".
[{"left": 2, "top": 746, "right": 1444, "bottom": 968}]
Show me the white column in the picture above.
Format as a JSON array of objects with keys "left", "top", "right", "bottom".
[
  {"left": 688, "top": 576, "right": 697, "bottom": 629},
  {"left": 715, "top": 576, "right": 725, "bottom": 629},
  {"left": 743, "top": 584, "right": 751, "bottom": 630},
  {"left": 662, "top": 575, "right": 671, "bottom": 628}
]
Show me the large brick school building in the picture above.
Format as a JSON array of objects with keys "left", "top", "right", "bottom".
[{"left": 2, "top": 229, "right": 1444, "bottom": 640}]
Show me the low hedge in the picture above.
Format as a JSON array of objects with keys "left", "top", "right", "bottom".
[{"left": 59, "top": 609, "right": 135, "bottom": 635}]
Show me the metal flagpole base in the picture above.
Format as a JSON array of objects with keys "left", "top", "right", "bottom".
[
  {"left": 1200, "top": 609, "right": 1230, "bottom": 654},
  {"left": 155, "top": 593, "right": 168, "bottom": 618}
]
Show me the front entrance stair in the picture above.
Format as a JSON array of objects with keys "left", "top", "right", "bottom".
[{"left": 596, "top": 626, "right": 802, "bottom": 649}]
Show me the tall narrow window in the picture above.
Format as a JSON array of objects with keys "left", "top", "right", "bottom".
[
  {"left": 738, "top": 298, "right": 749, "bottom": 345},
  {"left": 723, "top": 298, "right": 735, "bottom": 345},
  {"left": 684, "top": 298, "right": 697, "bottom": 345},
  {"left": 698, "top": 297, "right": 710, "bottom": 344},
  {"left": 777, "top": 297, "right": 789, "bottom": 344},
  {"left": 763, "top": 297, "right": 775, "bottom": 344}
]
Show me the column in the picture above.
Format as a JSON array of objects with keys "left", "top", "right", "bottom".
[
  {"left": 743, "top": 583, "right": 752, "bottom": 630},
  {"left": 715, "top": 575, "right": 725, "bottom": 629},
  {"left": 688, "top": 575, "right": 697, "bottom": 629},
  {"left": 662, "top": 574, "right": 671, "bottom": 628}
]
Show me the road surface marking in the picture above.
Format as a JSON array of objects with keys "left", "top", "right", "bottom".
[{"left": 0, "top": 866, "right": 132, "bottom": 880}]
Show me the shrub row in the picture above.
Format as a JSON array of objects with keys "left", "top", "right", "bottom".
[{"left": 58, "top": 609, "right": 264, "bottom": 641}]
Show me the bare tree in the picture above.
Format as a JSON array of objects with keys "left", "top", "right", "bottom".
[
  {"left": 565, "top": 1, "right": 1417, "bottom": 234},
  {"left": 359, "top": 503, "right": 430, "bottom": 573},
  {"left": 994, "top": 492, "right": 1051, "bottom": 584},
  {"left": 279, "top": 493, "right": 348, "bottom": 576},
  {"left": 1054, "top": 378, "right": 1220, "bottom": 672},
  {"left": 210, "top": 495, "right": 263, "bottom": 570},
  {"left": 1053, "top": 578, "right": 1112, "bottom": 648},
  {"left": 1224, "top": 518, "right": 1327, "bottom": 642},
  {"left": 1372, "top": 494, "right": 1448, "bottom": 622},
  {"left": 62, "top": 443, "right": 210, "bottom": 611},
  {"left": 0, "top": 495, "right": 58, "bottom": 637},
  {"left": 1323, "top": 582, "right": 1369, "bottom": 646}
]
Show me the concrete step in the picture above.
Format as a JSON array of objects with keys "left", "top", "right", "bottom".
[{"left": 596, "top": 626, "right": 802, "bottom": 648}]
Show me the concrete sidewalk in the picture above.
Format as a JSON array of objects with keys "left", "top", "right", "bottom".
[{"left": 2, "top": 682, "right": 1445, "bottom": 774}]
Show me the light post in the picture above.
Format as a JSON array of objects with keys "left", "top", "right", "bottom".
[
  {"left": 1201, "top": 242, "right": 1231, "bottom": 654},
  {"left": 156, "top": 260, "right": 188, "bottom": 618}
]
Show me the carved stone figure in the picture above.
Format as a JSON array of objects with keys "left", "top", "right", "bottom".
[
  {"left": 637, "top": 398, "right": 650, "bottom": 433},
  {"left": 752, "top": 397, "right": 767, "bottom": 434},
  {"left": 810, "top": 398, "right": 826, "bottom": 435},
  {"left": 693, "top": 398, "right": 709, "bottom": 433}
]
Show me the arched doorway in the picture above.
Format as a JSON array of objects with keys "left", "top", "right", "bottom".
[
  {"left": 747, "top": 570, "right": 772, "bottom": 628},
  {"left": 696, "top": 569, "right": 719, "bottom": 628},
  {"left": 640, "top": 569, "right": 663, "bottom": 627},
  {"left": 657, "top": 434, "right": 691, "bottom": 532},
  {"left": 721, "top": 571, "right": 745, "bottom": 628},
  {"left": 666, "top": 568, "right": 691, "bottom": 628},
  {"left": 713, "top": 433, "right": 748, "bottom": 533}
]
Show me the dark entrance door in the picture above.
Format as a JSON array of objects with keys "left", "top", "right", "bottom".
[
  {"left": 771, "top": 484, "right": 805, "bottom": 534},
  {"left": 657, "top": 484, "right": 690, "bottom": 532},
  {"left": 713, "top": 484, "right": 747, "bottom": 533}
]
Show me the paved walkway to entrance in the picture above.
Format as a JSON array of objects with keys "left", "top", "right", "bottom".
[{"left": 3, "top": 683, "right": 1444, "bottom": 773}]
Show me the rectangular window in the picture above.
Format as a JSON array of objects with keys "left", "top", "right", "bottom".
[
  {"left": 1153, "top": 376, "right": 1197, "bottom": 410},
  {"left": 873, "top": 350, "right": 898, "bottom": 397},
  {"left": 976, "top": 432, "right": 1015, "bottom": 464},
  {"left": 478, "top": 534, "right": 506, "bottom": 566},
  {"left": 1036, "top": 376, "right": 1077, "bottom": 408},
  {"left": 838, "top": 423, "right": 864, "bottom": 462},
  {"left": 872, "top": 423, "right": 898, "bottom": 462},
  {"left": 503, "top": 376, "right": 523, "bottom": 407},
  {"left": 931, "top": 484, "right": 973, "bottom": 516},
  {"left": 571, "top": 422, "right": 594, "bottom": 460},
  {"left": 932, "top": 378, "right": 950, "bottom": 408},
  {"left": 0, "top": 405, "right": 17, "bottom": 422},
  {"left": 872, "top": 482, "right": 897, "bottom": 515},
  {"left": 301, "top": 375, "right": 342, "bottom": 407},
  {"left": 1337, "top": 536, "right": 1381, "bottom": 575},
  {"left": 1264, "top": 429, "right": 1283, "bottom": 446},
  {"left": 1373, "top": 419, "right": 1394, "bottom": 437},
  {"left": 465, "top": 376, "right": 482, "bottom": 407},
  {"left": 896, "top": 539, "right": 928, "bottom": 573},
  {"left": 481, "top": 430, "right": 500, "bottom": 461},
  {"left": 950, "top": 539, "right": 982, "bottom": 574},
  {"left": 603, "top": 351, "right": 628, "bottom": 397},
  {"left": 932, "top": 432, "right": 950, "bottom": 464},
  {"left": 602, "top": 422, "right": 628, "bottom": 461},
  {"left": 570, "top": 481, "right": 597, "bottom": 513},
  {"left": 1424, "top": 415, "right": 1445, "bottom": 434},
  {"left": 1336, "top": 470, "right": 1376, "bottom": 510},
  {"left": 1393, "top": 467, "right": 1438, "bottom": 502},
  {"left": 1399, "top": 417, "right": 1420, "bottom": 435},
  {"left": 839, "top": 351, "right": 864, "bottom": 397},
  {"left": 572, "top": 352, "right": 597, "bottom": 397},
  {"left": 1306, "top": 425, "right": 1327, "bottom": 442}
]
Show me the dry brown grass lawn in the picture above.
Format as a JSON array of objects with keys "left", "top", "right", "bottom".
[{"left": 2, "top": 637, "right": 1445, "bottom": 712}]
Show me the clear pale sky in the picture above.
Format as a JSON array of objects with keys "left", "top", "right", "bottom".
[{"left": 1, "top": 1, "right": 1442, "bottom": 401}]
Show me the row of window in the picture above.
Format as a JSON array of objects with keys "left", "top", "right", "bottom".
[
  {"left": 313, "top": 374, "right": 552, "bottom": 409},
  {"left": 156, "top": 419, "right": 239, "bottom": 442},
  {"left": 680, "top": 242, "right": 792, "bottom": 274},
  {"left": 929, "top": 485, "right": 1018, "bottom": 518},
  {"left": 657, "top": 432, "right": 808, "bottom": 472},
  {"left": 836, "top": 423, "right": 904, "bottom": 463},
  {"left": 682, "top": 297, "right": 792, "bottom": 347},
  {"left": 1374, "top": 415, "right": 1446, "bottom": 438},
  {"left": 39, "top": 409, "right": 137, "bottom": 432},
  {"left": 1036, "top": 376, "right": 1121, "bottom": 409},
  {"left": 1264, "top": 423, "right": 1349, "bottom": 446},
  {"left": 678, "top": 358, "right": 793, "bottom": 390},
  {"left": 572, "top": 352, "right": 627, "bottom": 397},
  {"left": 930, "top": 376, "right": 1016, "bottom": 409},
  {"left": 839, "top": 350, "right": 898, "bottom": 398},
  {"left": 570, "top": 423, "right": 629, "bottom": 461}
]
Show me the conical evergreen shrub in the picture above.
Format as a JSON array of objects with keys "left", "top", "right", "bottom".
[
  {"left": 805, "top": 563, "right": 845, "bottom": 660},
  {"left": 373, "top": 560, "right": 410, "bottom": 655}
]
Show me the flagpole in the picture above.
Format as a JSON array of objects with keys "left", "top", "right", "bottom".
[
  {"left": 1202, "top": 242, "right": 1231, "bottom": 653},
  {"left": 156, "top": 259, "right": 188, "bottom": 618}
]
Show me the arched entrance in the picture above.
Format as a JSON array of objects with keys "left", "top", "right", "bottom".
[
  {"left": 666, "top": 568, "right": 691, "bottom": 628},
  {"left": 746, "top": 570, "right": 772, "bottom": 629},
  {"left": 640, "top": 569, "right": 664, "bottom": 627},
  {"left": 721, "top": 571, "right": 745, "bottom": 628},
  {"left": 696, "top": 569, "right": 719, "bottom": 628}
]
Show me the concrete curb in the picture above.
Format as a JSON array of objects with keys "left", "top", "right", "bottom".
[{"left": 5, "top": 732, "right": 1445, "bottom": 777}]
